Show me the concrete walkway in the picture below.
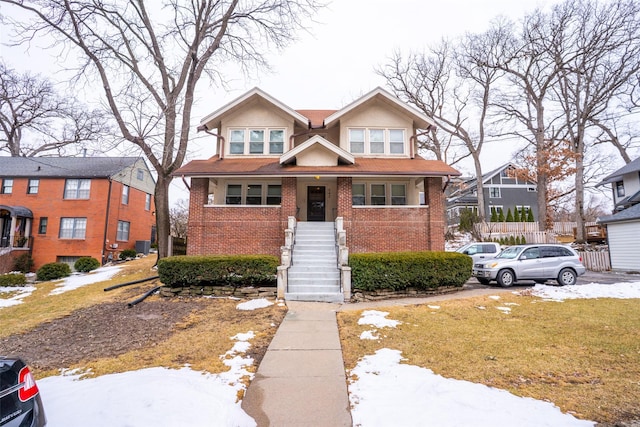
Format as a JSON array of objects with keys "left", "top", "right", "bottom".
[{"left": 241, "top": 301, "right": 352, "bottom": 427}]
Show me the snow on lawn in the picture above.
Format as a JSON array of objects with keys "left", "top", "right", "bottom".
[
  {"left": 527, "top": 281, "right": 640, "bottom": 301},
  {"left": 49, "top": 265, "right": 123, "bottom": 295},
  {"left": 236, "top": 298, "right": 273, "bottom": 310},
  {"left": 37, "top": 298, "right": 270, "bottom": 427},
  {"left": 0, "top": 285, "right": 36, "bottom": 308}
]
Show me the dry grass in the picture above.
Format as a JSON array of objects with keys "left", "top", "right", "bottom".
[{"left": 338, "top": 292, "right": 640, "bottom": 424}]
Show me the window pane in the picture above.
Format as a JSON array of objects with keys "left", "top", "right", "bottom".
[
  {"left": 249, "top": 130, "right": 264, "bottom": 154},
  {"left": 230, "top": 130, "right": 244, "bottom": 154},
  {"left": 371, "top": 184, "right": 386, "bottom": 205},
  {"left": 145, "top": 194, "right": 151, "bottom": 210},
  {"left": 389, "top": 129, "right": 404, "bottom": 154},
  {"left": 269, "top": 130, "right": 284, "bottom": 154},
  {"left": 117, "top": 221, "right": 130, "bottom": 241},
  {"left": 391, "top": 184, "right": 406, "bottom": 205},
  {"left": 122, "top": 185, "right": 129, "bottom": 204},
  {"left": 1, "top": 179, "right": 13, "bottom": 194},
  {"left": 137, "top": 169, "right": 144, "bottom": 180},
  {"left": 267, "top": 185, "right": 281, "bottom": 205},
  {"left": 246, "top": 184, "right": 262, "bottom": 205},
  {"left": 350, "top": 129, "right": 365, "bottom": 153},
  {"left": 78, "top": 179, "right": 90, "bottom": 199},
  {"left": 369, "top": 129, "right": 384, "bottom": 153},
  {"left": 60, "top": 218, "right": 86, "bottom": 239},
  {"left": 28, "top": 179, "right": 39, "bottom": 194},
  {"left": 226, "top": 185, "right": 242, "bottom": 205},
  {"left": 352, "top": 183, "right": 365, "bottom": 206},
  {"left": 38, "top": 217, "right": 48, "bottom": 234}
]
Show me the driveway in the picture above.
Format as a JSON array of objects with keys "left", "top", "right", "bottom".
[{"left": 465, "top": 269, "right": 640, "bottom": 289}]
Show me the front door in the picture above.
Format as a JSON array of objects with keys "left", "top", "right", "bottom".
[
  {"left": 0, "top": 212, "right": 10, "bottom": 248},
  {"left": 307, "top": 186, "right": 326, "bottom": 221}
]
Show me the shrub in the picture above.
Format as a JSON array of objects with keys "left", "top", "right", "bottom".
[
  {"left": 506, "top": 208, "right": 514, "bottom": 222},
  {"left": 74, "top": 257, "right": 100, "bottom": 272},
  {"left": 459, "top": 208, "right": 480, "bottom": 234},
  {"left": 158, "top": 255, "right": 279, "bottom": 288},
  {"left": 37, "top": 262, "right": 71, "bottom": 281},
  {"left": 349, "top": 251, "right": 472, "bottom": 292},
  {"left": 13, "top": 253, "right": 34, "bottom": 273},
  {"left": 526, "top": 208, "right": 535, "bottom": 222},
  {"left": 119, "top": 249, "right": 138, "bottom": 260},
  {"left": 0, "top": 272, "right": 27, "bottom": 287}
]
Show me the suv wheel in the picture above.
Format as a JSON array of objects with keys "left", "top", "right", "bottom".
[
  {"left": 557, "top": 268, "right": 577, "bottom": 286},
  {"left": 497, "top": 269, "right": 515, "bottom": 287}
]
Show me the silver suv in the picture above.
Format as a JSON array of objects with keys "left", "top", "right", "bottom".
[{"left": 472, "top": 244, "right": 586, "bottom": 287}]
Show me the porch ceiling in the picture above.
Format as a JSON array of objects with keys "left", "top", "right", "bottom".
[{"left": 174, "top": 155, "right": 461, "bottom": 178}]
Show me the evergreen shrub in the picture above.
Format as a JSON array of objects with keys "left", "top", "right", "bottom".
[
  {"left": 74, "top": 257, "right": 100, "bottom": 272},
  {"left": 37, "top": 262, "right": 71, "bottom": 281}
]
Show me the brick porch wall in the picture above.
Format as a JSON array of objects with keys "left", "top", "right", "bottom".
[{"left": 186, "top": 178, "right": 296, "bottom": 257}]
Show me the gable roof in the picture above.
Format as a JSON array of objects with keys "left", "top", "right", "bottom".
[
  {"left": 598, "top": 202, "right": 640, "bottom": 224},
  {"left": 296, "top": 110, "right": 337, "bottom": 128},
  {"left": 280, "top": 136, "right": 354, "bottom": 166},
  {"left": 174, "top": 155, "right": 459, "bottom": 178},
  {"left": 597, "top": 156, "right": 640, "bottom": 186},
  {"left": 0, "top": 157, "right": 145, "bottom": 178},
  {"left": 199, "top": 87, "right": 310, "bottom": 130},
  {"left": 323, "top": 87, "right": 436, "bottom": 130},
  {"left": 449, "top": 163, "right": 533, "bottom": 198}
]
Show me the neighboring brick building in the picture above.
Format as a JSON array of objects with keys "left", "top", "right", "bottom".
[
  {"left": 0, "top": 157, "right": 156, "bottom": 272},
  {"left": 175, "top": 87, "right": 460, "bottom": 257}
]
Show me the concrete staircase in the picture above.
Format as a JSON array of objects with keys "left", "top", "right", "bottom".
[{"left": 285, "top": 222, "right": 343, "bottom": 303}]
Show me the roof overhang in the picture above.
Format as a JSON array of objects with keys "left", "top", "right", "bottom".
[{"left": 0, "top": 205, "right": 33, "bottom": 218}]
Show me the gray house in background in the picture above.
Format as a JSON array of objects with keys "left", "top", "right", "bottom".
[
  {"left": 446, "top": 163, "right": 538, "bottom": 224},
  {"left": 597, "top": 157, "right": 640, "bottom": 272}
]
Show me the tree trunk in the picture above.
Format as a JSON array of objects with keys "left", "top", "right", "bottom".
[
  {"left": 473, "top": 156, "right": 486, "bottom": 222},
  {"left": 574, "top": 149, "right": 586, "bottom": 243},
  {"left": 154, "top": 173, "right": 172, "bottom": 259}
]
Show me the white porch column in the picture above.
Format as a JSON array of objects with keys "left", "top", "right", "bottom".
[{"left": 9, "top": 216, "right": 17, "bottom": 247}]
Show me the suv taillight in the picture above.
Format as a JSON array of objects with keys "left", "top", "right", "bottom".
[{"left": 18, "top": 366, "right": 39, "bottom": 402}]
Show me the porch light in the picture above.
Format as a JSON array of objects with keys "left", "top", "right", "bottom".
[{"left": 314, "top": 175, "right": 320, "bottom": 180}]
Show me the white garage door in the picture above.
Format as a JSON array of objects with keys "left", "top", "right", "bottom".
[{"left": 607, "top": 221, "right": 640, "bottom": 271}]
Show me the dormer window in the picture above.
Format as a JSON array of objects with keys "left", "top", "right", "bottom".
[
  {"left": 229, "top": 128, "right": 285, "bottom": 155},
  {"left": 616, "top": 181, "right": 625, "bottom": 197},
  {"left": 348, "top": 128, "right": 406, "bottom": 155}
]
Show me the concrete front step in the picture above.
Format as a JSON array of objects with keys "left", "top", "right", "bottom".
[{"left": 284, "top": 292, "right": 344, "bottom": 303}]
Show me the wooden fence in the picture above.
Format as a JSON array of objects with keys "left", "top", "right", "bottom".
[{"left": 578, "top": 251, "right": 611, "bottom": 272}]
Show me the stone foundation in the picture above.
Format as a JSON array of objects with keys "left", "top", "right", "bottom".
[
  {"left": 350, "top": 286, "right": 461, "bottom": 303},
  {"left": 160, "top": 285, "right": 277, "bottom": 299}
]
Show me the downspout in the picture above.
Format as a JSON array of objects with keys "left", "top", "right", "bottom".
[
  {"left": 181, "top": 175, "right": 191, "bottom": 191},
  {"left": 197, "top": 124, "right": 225, "bottom": 159},
  {"left": 409, "top": 125, "right": 433, "bottom": 159},
  {"left": 102, "top": 178, "right": 113, "bottom": 264}
]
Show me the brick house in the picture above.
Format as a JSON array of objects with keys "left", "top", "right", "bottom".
[
  {"left": 175, "top": 88, "right": 460, "bottom": 301},
  {"left": 0, "top": 157, "right": 156, "bottom": 273}
]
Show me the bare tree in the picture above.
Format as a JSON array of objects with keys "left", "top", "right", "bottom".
[
  {"left": 1, "top": 0, "right": 323, "bottom": 258},
  {"left": 0, "top": 62, "right": 106, "bottom": 157},
  {"left": 169, "top": 198, "right": 189, "bottom": 239},
  {"left": 551, "top": 0, "right": 640, "bottom": 242},
  {"left": 378, "top": 34, "right": 502, "bottom": 221}
]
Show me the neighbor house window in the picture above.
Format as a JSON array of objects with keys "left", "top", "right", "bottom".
[
  {"left": 226, "top": 184, "right": 242, "bottom": 204},
  {"left": 352, "top": 183, "right": 365, "bottom": 206},
  {"left": 229, "top": 130, "right": 245, "bottom": 154},
  {"left": 269, "top": 130, "right": 284, "bottom": 154},
  {"left": 38, "top": 217, "right": 48, "bottom": 234},
  {"left": 489, "top": 187, "right": 501, "bottom": 198},
  {"left": 122, "top": 185, "right": 129, "bottom": 204},
  {"left": 370, "top": 184, "right": 386, "bottom": 205},
  {"left": 246, "top": 184, "right": 263, "bottom": 205},
  {"left": 137, "top": 169, "right": 145, "bottom": 180},
  {"left": 1, "top": 179, "right": 13, "bottom": 194},
  {"left": 145, "top": 194, "right": 152, "bottom": 211},
  {"left": 349, "top": 129, "right": 365, "bottom": 153},
  {"left": 391, "top": 184, "right": 406, "bottom": 205},
  {"left": 64, "top": 179, "right": 90, "bottom": 199},
  {"left": 616, "top": 181, "right": 625, "bottom": 197},
  {"left": 266, "top": 185, "right": 282, "bottom": 205},
  {"left": 27, "top": 179, "right": 39, "bottom": 194},
  {"left": 117, "top": 220, "right": 130, "bottom": 241},
  {"left": 59, "top": 217, "right": 87, "bottom": 239}
]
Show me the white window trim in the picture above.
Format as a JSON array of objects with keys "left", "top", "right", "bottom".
[
  {"left": 489, "top": 187, "right": 501, "bottom": 198},
  {"left": 348, "top": 128, "right": 407, "bottom": 156},
  {"left": 227, "top": 127, "right": 286, "bottom": 156},
  {"left": 352, "top": 182, "right": 409, "bottom": 206},
  {"left": 224, "top": 182, "right": 282, "bottom": 206},
  {"left": 59, "top": 217, "right": 87, "bottom": 239}
]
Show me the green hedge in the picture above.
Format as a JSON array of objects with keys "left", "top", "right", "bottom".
[
  {"left": 350, "top": 251, "right": 472, "bottom": 292},
  {"left": 0, "top": 272, "right": 27, "bottom": 287},
  {"left": 37, "top": 262, "right": 71, "bottom": 281},
  {"left": 74, "top": 257, "right": 101, "bottom": 272},
  {"left": 157, "top": 255, "right": 279, "bottom": 288},
  {"left": 119, "top": 249, "right": 138, "bottom": 260}
]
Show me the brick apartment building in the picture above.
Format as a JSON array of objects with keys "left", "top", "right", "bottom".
[
  {"left": 175, "top": 87, "right": 460, "bottom": 257},
  {"left": 0, "top": 157, "right": 156, "bottom": 273}
]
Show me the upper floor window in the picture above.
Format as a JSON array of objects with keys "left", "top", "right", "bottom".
[
  {"left": 117, "top": 220, "right": 130, "bottom": 241},
  {"left": 229, "top": 128, "right": 285, "bottom": 155},
  {"left": 1, "top": 178, "right": 13, "bottom": 194},
  {"left": 27, "top": 179, "right": 39, "bottom": 194},
  {"left": 145, "top": 193, "right": 152, "bottom": 211},
  {"left": 616, "top": 181, "right": 625, "bottom": 197},
  {"left": 348, "top": 128, "right": 406, "bottom": 155},
  {"left": 137, "top": 169, "right": 145, "bottom": 180},
  {"left": 489, "top": 187, "right": 501, "bottom": 198},
  {"left": 64, "top": 179, "right": 90, "bottom": 199},
  {"left": 122, "top": 185, "right": 130, "bottom": 204},
  {"left": 59, "top": 217, "right": 87, "bottom": 239},
  {"left": 38, "top": 217, "right": 48, "bottom": 234}
]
